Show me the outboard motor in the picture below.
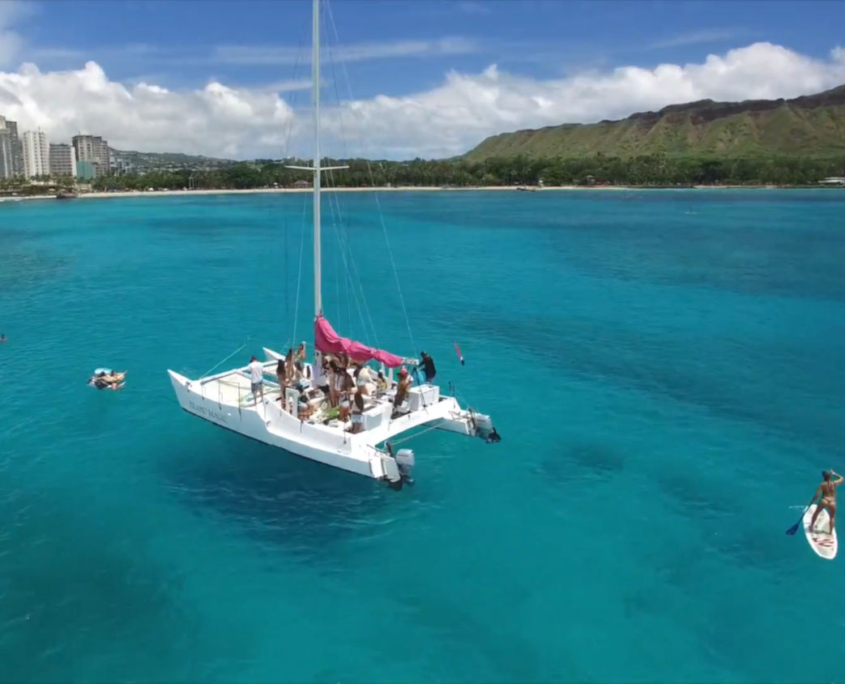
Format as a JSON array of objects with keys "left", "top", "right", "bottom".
[
  {"left": 395, "top": 448, "right": 416, "bottom": 486},
  {"left": 470, "top": 413, "right": 501, "bottom": 442}
]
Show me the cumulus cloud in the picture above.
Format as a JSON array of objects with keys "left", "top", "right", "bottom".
[
  {"left": 0, "top": 62, "right": 294, "bottom": 158},
  {"left": 0, "top": 0, "right": 32, "bottom": 67},
  {"left": 214, "top": 37, "right": 479, "bottom": 66},
  {"left": 0, "top": 41, "right": 843, "bottom": 159},
  {"left": 328, "top": 42, "right": 845, "bottom": 158}
]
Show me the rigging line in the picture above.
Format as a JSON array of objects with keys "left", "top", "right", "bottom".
[
  {"left": 323, "top": 25, "right": 382, "bottom": 349},
  {"left": 278, "top": 13, "right": 308, "bottom": 340},
  {"left": 324, "top": 169, "right": 369, "bottom": 340},
  {"left": 332, "top": 191, "right": 378, "bottom": 345},
  {"left": 325, "top": 0, "right": 418, "bottom": 356},
  {"left": 199, "top": 338, "right": 250, "bottom": 379},
  {"left": 280, "top": 11, "right": 310, "bottom": 161},
  {"left": 387, "top": 424, "right": 440, "bottom": 447},
  {"left": 325, "top": 167, "right": 380, "bottom": 348},
  {"left": 292, "top": 194, "right": 308, "bottom": 348}
]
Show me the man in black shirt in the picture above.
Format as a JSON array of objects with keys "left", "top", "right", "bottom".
[{"left": 418, "top": 351, "right": 436, "bottom": 384}]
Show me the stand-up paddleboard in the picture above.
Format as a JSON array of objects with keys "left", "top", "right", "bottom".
[{"left": 803, "top": 505, "right": 838, "bottom": 560}]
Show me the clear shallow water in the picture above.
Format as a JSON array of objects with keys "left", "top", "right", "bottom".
[{"left": 1, "top": 189, "right": 844, "bottom": 682}]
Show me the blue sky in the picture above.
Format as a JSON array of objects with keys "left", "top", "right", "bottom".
[
  {"left": 15, "top": 0, "right": 845, "bottom": 98},
  {"left": 1, "top": 0, "right": 843, "bottom": 158}
]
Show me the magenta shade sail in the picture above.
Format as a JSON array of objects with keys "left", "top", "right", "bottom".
[{"left": 314, "top": 315, "right": 405, "bottom": 368}]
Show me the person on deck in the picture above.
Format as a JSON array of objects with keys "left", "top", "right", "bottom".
[
  {"left": 338, "top": 371, "right": 355, "bottom": 421},
  {"left": 329, "top": 359, "right": 344, "bottom": 407},
  {"left": 354, "top": 362, "right": 373, "bottom": 396},
  {"left": 376, "top": 370, "right": 389, "bottom": 396},
  {"left": 297, "top": 388, "right": 313, "bottom": 420},
  {"left": 808, "top": 470, "right": 844, "bottom": 534},
  {"left": 248, "top": 355, "right": 265, "bottom": 406},
  {"left": 275, "top": 359, "right": 286, "bottom": 393},
  {"left": 418, "top": 352, "right": 436, "bottom": 384},
  {"left": 393, "top": 367, "right": 413, "bottom": 409},
  {"left": 294, "top": 360, "right": 310, "bottom": 387},
  {"left": 313, "top": 352, "right": 330, "bottom": 397},
  {"left": 284, "top": 348, "right": 295, "bottom": 384},
  {"left": 350, "top": 387, "right": 365, "bottom": 433},
  {"left": 295, "top": 342, "right": 307, "bottom": 364}
]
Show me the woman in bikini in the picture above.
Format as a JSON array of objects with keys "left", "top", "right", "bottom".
[{"left": 808, "top": 470, "right": 844, "bottom": 534}]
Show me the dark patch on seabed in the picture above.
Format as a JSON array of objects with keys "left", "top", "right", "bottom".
[
  {"left": 0, "top": 249, "right": 70, "bottom": 293},
  {"left": 537, "top": 441, "right": 625, "bottom": 485},
  {"left": 654, "top": 470, "right": 742, "bottom": 520},
  {"left": 703, "top": 522, "right": 794, "bottom": 572},
  {"left": 541, "top": 213, "right": 845, "bottom": 303},
  {"left": 158, "top": 429, "right": 394, "bottom": 555},
  {"left": 0, "top": 502, "right": 201, "bottom": 682},
  {"left": 393, "top": 591, "right": 562, "bottom": 683},
  {"left": 444, "top": 310, "right": 844, "bottom": 454}
]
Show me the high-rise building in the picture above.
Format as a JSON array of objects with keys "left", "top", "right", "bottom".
[
  {"left": 0, "top": 131, "right": 11, "bottom": 179},
  {"left": 6, "top": 118, "right": 23, "bottom": 176},
  {"left": 0, "top": 115, "right": 23, "bottom": 179},
  {"left": 22, "top": 130, "right": 50, "bottom": 178},
  {"left": 49, "top": 143, "right": 77, "bottom": 178},
  {"left": 72, "top": 134, "right": 110, "bottom": 177},
  {"left": 76, "top": 160, "right": 96, "bottom": 180}
]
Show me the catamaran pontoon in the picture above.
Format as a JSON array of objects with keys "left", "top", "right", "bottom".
[{"left": 167, "top": 0, "right": 498, "bottom": 489}]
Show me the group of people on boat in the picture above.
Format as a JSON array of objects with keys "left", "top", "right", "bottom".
[{"left": 247, "top": 344, "right": 437, "bottom": 433}]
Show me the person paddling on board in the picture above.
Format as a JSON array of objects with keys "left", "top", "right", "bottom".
[{"left": 808, "top": 470, "right": 844, "bottom": 534}]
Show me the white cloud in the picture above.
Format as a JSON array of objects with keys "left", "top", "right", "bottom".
[
  {"left": 0, "top": 0, "right": 33, "bottom": 67},
  {"left": 212, "top": 37, "right": 478, "bottom": 66},
  {"left": 0, "top": 42, "right": 843, "bottom": 160},
  {"left": 0, "top": 61, "right": 294, "bottom": 158},
  {"left": 326, "top": 42, "right": 845, "bottom": 158},
  {"left": 649, "top": 29, "right": 743, "bottom": 50}
]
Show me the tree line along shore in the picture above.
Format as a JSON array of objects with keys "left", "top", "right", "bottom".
[{"left": 2, "top": 154, "right": 845, "bottom": 197}]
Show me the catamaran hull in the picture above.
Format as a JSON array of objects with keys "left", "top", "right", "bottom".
[
  {"left": 168, "top": 370, "right": 386, "bottom": 480},
  {"left": 167, "top": 368, "right": 495, "bottom": 485}
]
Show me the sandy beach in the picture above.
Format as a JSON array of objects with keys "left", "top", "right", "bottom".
[
  {"left": 0, "top": 184, "right": 810, "bottom": 203},
  {"left": 77, "top": 185, "right": 602, "bottom": 200}
]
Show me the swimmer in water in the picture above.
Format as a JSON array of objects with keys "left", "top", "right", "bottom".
[{"left": 808, "top": 470, "right": 844, "bottom": 534}]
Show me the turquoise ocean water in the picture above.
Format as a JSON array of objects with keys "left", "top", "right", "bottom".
[{"left": 1, "top": 189, "right": 845, "bottom": 682}]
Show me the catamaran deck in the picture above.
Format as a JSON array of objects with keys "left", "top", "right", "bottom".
[{"left": 187, "top": 360, "right": 462, "bottom": 448}]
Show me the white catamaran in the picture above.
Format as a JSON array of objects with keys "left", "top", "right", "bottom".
[{"left": 167, "top": 0, "right": 499, "bottom": 489}]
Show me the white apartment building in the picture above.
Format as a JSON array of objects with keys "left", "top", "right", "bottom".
[
  {"left": 22, "top": 130, "right": 50, "bottom": 178},
  {"left": 49, "top": 143, "right": 77, "bottom": 178}
]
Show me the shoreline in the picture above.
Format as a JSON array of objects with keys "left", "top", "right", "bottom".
[{"left": 1, "top": 184, "right": 841, "bottom": 203}]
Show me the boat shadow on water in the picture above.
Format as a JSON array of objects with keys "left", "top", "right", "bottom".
[{"left": 157, "top": 429, "right": 397, "bottom": 555}]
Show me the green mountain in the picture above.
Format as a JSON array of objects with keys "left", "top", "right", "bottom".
[
  {"left": 111, "top": 149, "right": 235, "bottom": 171},
  {"left": 464, "top": 84, "right": 845, "bottom": 161}
]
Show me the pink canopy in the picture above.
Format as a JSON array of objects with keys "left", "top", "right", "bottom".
[{"left": 314, "top": 315, "right": 405, "bottom": 368}]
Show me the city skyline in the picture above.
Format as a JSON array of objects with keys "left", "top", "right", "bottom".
[{"left": 0, "top": 118, "right": 113, "bottom": 179}]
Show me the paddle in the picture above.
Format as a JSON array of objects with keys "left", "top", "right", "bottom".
[{"left": 786, "top": 507, "right": 809, "bottom": 536}]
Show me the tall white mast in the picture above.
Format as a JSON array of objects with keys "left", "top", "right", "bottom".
[
  {"left": 312, "top": 0, "right": 322, "bottom": 317},
  {"left": 287, "top": 0, "right": 346, "bottom": 320}
]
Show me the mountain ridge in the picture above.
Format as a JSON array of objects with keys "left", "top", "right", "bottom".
[{"left": 464, "top": 84, "right": 845, "bottom": 161}]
